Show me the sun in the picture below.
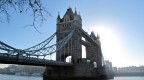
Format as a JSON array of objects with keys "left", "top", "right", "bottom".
[{"left": 88, "top": 25, "right": 123, "bottom": 67}]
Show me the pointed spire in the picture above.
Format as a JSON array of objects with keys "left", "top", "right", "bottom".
[
  {"left": 57, "top": 11, "right": 60, "bottom": 19},
  {"left": 79, "top": 12, "right": 82, "bottom": 19},
  {"left": 97, "top": 33, "right": 100, "bottom": 39},
  {"left": 90, "top": 31, "right": 97, "bottom": 40},
  {"left": 68, "top": 5, "right": 71, "bottom": 9},
  {"left": 91, "top": 30, "right": 95, "bottom": 36},
  {"left": 79, "top": 12, "right": 81, "bottom": 15},
  {"left": 75, "top": 7, "right": 77, "bottom": 15},
  {"left": 91, "top": 30, "right": 94, "bottom": 33},
  {"left": 66, "top": 5, "right": 72, "bottom": 13}
]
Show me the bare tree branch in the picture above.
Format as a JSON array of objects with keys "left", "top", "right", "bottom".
[{"left": 0, "top": 0, "right": 50, "bottom": 32}]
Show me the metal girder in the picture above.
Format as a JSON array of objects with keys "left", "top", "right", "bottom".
[
  {"left": 24, "top": 28, "right": 75, "bottom": 57},
  {"left": 0, "top": 41, "right": 25, "bottom": 57},
  {"left": 0, "top": 28, "right": 75, "bottom": 59},
  {"left": 24, "top": 32, "right": 56, "bottom": 51},
  {"left": 0, "top": 41, "right": 16, "bottom": 51},
  {"left": 79, "top": 28, "right": 100, "bottom": 46},
  {"left": 0, "top": 26, "right": 106, "bottom": 66},
  {"left": 0, "top": 41, "right": 18, "bottom": 56},
  {"left": 79, "top": 28, "right": 105, "bottom": 66}
]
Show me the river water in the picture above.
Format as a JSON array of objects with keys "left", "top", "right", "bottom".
[
  {"left": 0, "top": 74, "right": 144, "bottom": 80},
  {"left": 0, "top": 74, "right": 42, "bottom": 80}
]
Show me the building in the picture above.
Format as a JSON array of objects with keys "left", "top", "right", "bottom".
[{"left": 43, "top": 7, "right": 114, "bottom": 80}]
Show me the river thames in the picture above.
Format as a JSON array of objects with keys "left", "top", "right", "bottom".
[{"left": 0, "top": 74, "right": 144, "bottom": 80}]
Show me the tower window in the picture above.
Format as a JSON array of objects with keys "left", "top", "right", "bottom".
[
  {"left": 67, "top": 19, "right": 69, "bottom": 22},
  {"left": 64, "top": 19, "right": 66, "bottom": 22},
  {"left": 65, "top": 34, "right": 67, "bottom": 37},
  {"left": 63, "top": 24, "right": 66, "bottom": 28},
  {"left": 61, "top": 37, "right": 63, "bottom": 39},
  {"left": 93, "top": 62, "right": 97, "bottom": 68}
]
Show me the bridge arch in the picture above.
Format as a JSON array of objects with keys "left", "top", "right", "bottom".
[{"left": 66, "top": 56, "right": 72, "bottom": 63}]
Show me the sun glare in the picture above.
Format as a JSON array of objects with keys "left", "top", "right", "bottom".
[{"left": 88, "top": 24, "right": 123, "bottom": 67}]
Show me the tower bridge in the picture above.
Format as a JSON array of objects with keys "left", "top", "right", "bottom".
[{"left": 0, "top": 8, "right": 114, "bottom": 80}]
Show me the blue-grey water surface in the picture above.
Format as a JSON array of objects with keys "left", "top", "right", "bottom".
[
  {"left": 0, "top": 74, "right": 42, "bottom": 80},
  {"left": 0, "top": 74, "right": 144, "bottom": 80}
]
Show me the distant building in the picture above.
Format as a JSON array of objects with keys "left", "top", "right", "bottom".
[
  {"left": 7, "top": 65, "right": 16, "bottom": 72},
  {"left": 105, "top": 60, "right": 113, "bottom": 70}
]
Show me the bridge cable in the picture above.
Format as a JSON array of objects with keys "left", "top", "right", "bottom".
[{"left": 24, "top": 32, "right": 56, "bottom": 51}]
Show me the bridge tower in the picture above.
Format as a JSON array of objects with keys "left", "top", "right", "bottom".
[
  {"left": 86, "top": 31, "right": 103, "bottom": 68},
  {"left": 56, "top": 7, "right": 82, "bottom": 63},
  {"left": 43, "top": 8, "right": 114, "bottom": 80}
]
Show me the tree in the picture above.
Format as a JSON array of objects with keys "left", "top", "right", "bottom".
[{"left": 0, "top": 0, "right": 50, "bottom": 33}]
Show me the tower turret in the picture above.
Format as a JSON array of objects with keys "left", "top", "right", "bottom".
[
  {"left": 90, "top": 31, "right": 97, "bottom": 41},
  {"left": 56, "top": 8, "right": 82, "bottom": 63},
  {"left": 74, "top": 7, "right": 77, "bottom": 15},
  {"left": 57, "top": 12, "right": 61, "bottom": 23},
  {"left": 97, "top": 33, "right": 100, "bottom": 39},
  {"left": 96, "top": 33, "right": 101, "bottom": 45}
]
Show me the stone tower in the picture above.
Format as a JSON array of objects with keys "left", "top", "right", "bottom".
[
  {"left": 56, "top": 7, "right": 82, "bottom": 63},
  {"left": 86, "top": 31, "right": 102, "bottom": 68},
  {"left": 43, "top": 8, "right": 114, "bottom": 80}
]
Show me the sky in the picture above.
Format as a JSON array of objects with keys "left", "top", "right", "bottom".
[{"left": 0, "top": 0, "right": 144, "bottom": 68}]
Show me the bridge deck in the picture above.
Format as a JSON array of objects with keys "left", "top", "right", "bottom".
[{"left": 0, "top": 54, "right": 73, "bottom": 67}]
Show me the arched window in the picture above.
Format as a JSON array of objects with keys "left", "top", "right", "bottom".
[
  {"left": 93, "top": 62, "right": 97, "bottom": 68},
  {"left": 66, "top": 56, "right": 72, "bottom": 63},
  {"left": 60, "top": 37, "right": 63, "bottom": 39}
]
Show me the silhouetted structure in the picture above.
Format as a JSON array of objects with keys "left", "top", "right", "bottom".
[
  {"left": 0, "top": 7, "right": 114, "bottom": 80},
  {"left": 43, "top": 8, "right": 114, "bottom": 80}
]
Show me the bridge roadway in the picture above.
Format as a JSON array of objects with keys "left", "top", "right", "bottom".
[{"left": 0, "top": 53, "right": 73, "bottom": 67}]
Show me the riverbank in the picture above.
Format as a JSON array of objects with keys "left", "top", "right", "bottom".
[{"left": 115, "top": 72, "right": 144, "bottom": 76}]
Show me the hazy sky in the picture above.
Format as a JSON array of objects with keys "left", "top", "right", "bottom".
[{"left": 0, "top": 0, "right": 144, "bottom": 68}]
